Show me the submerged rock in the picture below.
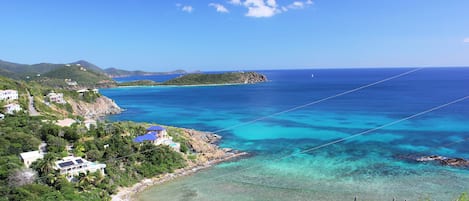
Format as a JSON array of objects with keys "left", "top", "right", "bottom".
[{"left": 413, "top": 155, "right": 469, "bottom": 168}]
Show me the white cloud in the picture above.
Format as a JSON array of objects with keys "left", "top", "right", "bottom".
[
  {"left": 226, "top": 0, "right": 313, "bottom": 18},
  {"left": 243, "top": 0, "right": 281, "bottom": 18},
  {"left": 228, "top": 0, "right": 242, "bottom": 5},
  {"left": 464, "top": 37, "right": 469, "bottom": 43},
  {"left": 209, "top": 3, "right": 229, "bottom": 13},
  {"left": 182, "top": 5, "right": 193, "bottom": 13},
  {"left": 176, "top": 3, "right": 193, "bottom": 13},
  {"left": 288, "top": 1, "right": 304, "bottom": 9}
]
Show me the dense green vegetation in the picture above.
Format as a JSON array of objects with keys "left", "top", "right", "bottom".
[
  {"left": 0, "top": 112, "right": 187, "bottom": 200},
  {"left": 1, "top": 76, "right": 189, "bottom": 200},
  {"left": 161, "top": 72, "right": 267, "bottom": 85}
]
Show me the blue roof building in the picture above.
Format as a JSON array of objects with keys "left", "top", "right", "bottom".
[
  {"left": 133, "top": 133, "right": 157, "bottom": 143},
  {"left": 146, "top": 125, "right": 165, "bottom": 131}
]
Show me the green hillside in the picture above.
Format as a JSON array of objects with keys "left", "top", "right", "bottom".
[
  {"left": 37, "top": 66, "right": 116, "bottom": 88},
  {"left": 0, "top": 60, "right": 65, "bottom": 78},
  {"left": 0, "top": 59, "right": 106, "bottom": 80}
]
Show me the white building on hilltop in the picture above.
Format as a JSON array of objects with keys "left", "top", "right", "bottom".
[
  {"left": 46, "top": 92, "right": 66, "bottom": 104},
  {"left": 3, "top": 103, "right": 21, "bottom": 114},
  {"left": 0, "top": 90, "right": 18, "bottom": 101},
  {"left": 54, "top": 156, "right": 106, "bottom": 181}
]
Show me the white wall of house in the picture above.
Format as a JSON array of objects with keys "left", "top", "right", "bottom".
[
  {"left": 4, "top": 103, "right": 21, "bottom": 114},
  {"left": 47, "top": 93, "right": 66, "bottom": 104},
  {"left": 20, "top": 151, "right": 44, "bottom": 168},
  {"left": 54, "top": 156, "right": 106, "bottom": 181},
  {"left": 0, "top": 90, "right": 18, "bottom": 101}
]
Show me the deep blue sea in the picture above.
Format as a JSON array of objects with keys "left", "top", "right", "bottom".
[{"left": 102, "top": 68, "right": 469, "bottom": 201}]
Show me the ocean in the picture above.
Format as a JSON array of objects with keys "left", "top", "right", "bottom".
[{"left": 101, "top": 68, "right": 469, "bottom": 201}]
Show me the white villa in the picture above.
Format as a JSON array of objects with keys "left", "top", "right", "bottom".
[
  {"left": 20, "top": 151, "right": 44, "bottom": 168},
  {"left": 0, "top": 90, "right": 18, "bottom": 101},
  {"left": 3, "top": 103, "right": 21, "bottom": 114},
  {"left": 46, "top": 92, "right": 66, "bottom": 104},
  {"left": 0, "top": 113, "right": 4, "bottom": 120},
  {"left": 54, "top": 156, "right": 106, "bottom": 181},
  {"left": 19, "top": 143, "right": 47, "bottom": 168}
]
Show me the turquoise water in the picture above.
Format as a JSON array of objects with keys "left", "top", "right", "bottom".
[{"left": 103, "top": 68, "right": 469, "bottom": 200}]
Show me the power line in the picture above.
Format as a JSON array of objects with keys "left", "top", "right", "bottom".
[{"left": 174, "top": 95, "right": 469, "bottom": 188}]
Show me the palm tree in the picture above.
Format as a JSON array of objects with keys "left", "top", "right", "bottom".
[
  {"left": 34, "top": 153, "right": 56, "bottom": 176},
  {"left": 77, "top": 172, "right": 96, "bottom": 191}
]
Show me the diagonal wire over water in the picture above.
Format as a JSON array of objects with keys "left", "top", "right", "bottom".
[
  {"left": 212, "top": 67, "right": 423, "bottom": 133},
  {"left": 169, "top": 94, "right": 469, "bottom": 188}
]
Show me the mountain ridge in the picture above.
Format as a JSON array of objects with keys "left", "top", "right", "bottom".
[{"left": 0, "top": 59, "right": 188, "bottom": 80}]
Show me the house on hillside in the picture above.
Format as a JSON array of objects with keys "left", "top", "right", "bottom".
[
  {"left": 133, "top": 125, "right": 180, "bottom": 151},
  {"left": 65, "top": 79, "right": 78, "bottom": 86},
  {"left": 54, "top": 156, "right": 106, "bottom": 181},
  {"left": 0, "top": 113, "right": 4, "bottom": 120},
  {"left": 46, "top": 92, "right": 66, "bottom": 104},
  {"left": 19, "top": 142, "right": 47, "bottom": 168},
  {"left": 76, "top": 89, "right": 89, "bottom": 95},
  {"left": 3, "top": 103, "right": 21, "bottom": 114},
  {"left": 20, "top": 151, "right": 44, "bottom": 168},
  {"left": 0, "top": 90, "right": 18, "bottom": 101}
]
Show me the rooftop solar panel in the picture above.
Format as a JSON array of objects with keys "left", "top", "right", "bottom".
[
  {"left": 76, "top": 159, "right": 83, "bottom": 164},
  {"left": 58, "top": 161, "right": 74, "bottom": 168}
]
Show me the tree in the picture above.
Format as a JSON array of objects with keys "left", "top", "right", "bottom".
[
  {"left": 31, "top": 153, "right": 56, "bottom": 177},
  {"left": 76, "top": 172, "right": 96, "bottom": 192}
]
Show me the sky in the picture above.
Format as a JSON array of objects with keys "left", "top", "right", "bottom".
[{"left": 0, "top": 0, "right": 469, "bottom": 71}]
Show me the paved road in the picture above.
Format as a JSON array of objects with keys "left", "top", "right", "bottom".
[{"left": 27, "top": 91, "right": 40, "bottom": 116}]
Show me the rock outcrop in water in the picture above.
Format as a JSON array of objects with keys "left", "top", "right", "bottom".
[{"left": 402, "top": 155, "right": 469, "bottom": 168}]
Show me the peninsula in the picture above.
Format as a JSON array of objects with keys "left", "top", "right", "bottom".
[
  {"left": 162, "top": 72, "right": 267, "bottom": 85},
  {"left": 117, "top": 72, "right": 268, "bottom": 87}
]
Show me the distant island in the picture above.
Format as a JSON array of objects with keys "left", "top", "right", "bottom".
[
  {"left": 161, "top": 72, "right": 267, "bottom": 85},
  {"left": 117, "top": 72, "right": 268, "bottom": 87}
]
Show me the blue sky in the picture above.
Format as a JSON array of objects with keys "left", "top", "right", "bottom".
[{"left": 0, "top": 0, "right": 469, "bottom": 71}]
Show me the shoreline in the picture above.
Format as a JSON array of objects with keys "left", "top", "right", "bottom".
[{"left": 111, "top": 151, "right": 248, "bottom": 201}]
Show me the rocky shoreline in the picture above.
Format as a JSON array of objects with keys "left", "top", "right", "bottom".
[
  {"left": 109, "top": 126, "right": 248, "bottom": 201},
  {"left": 111, "top": 151, "right": 247, "bottom": 201}
]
